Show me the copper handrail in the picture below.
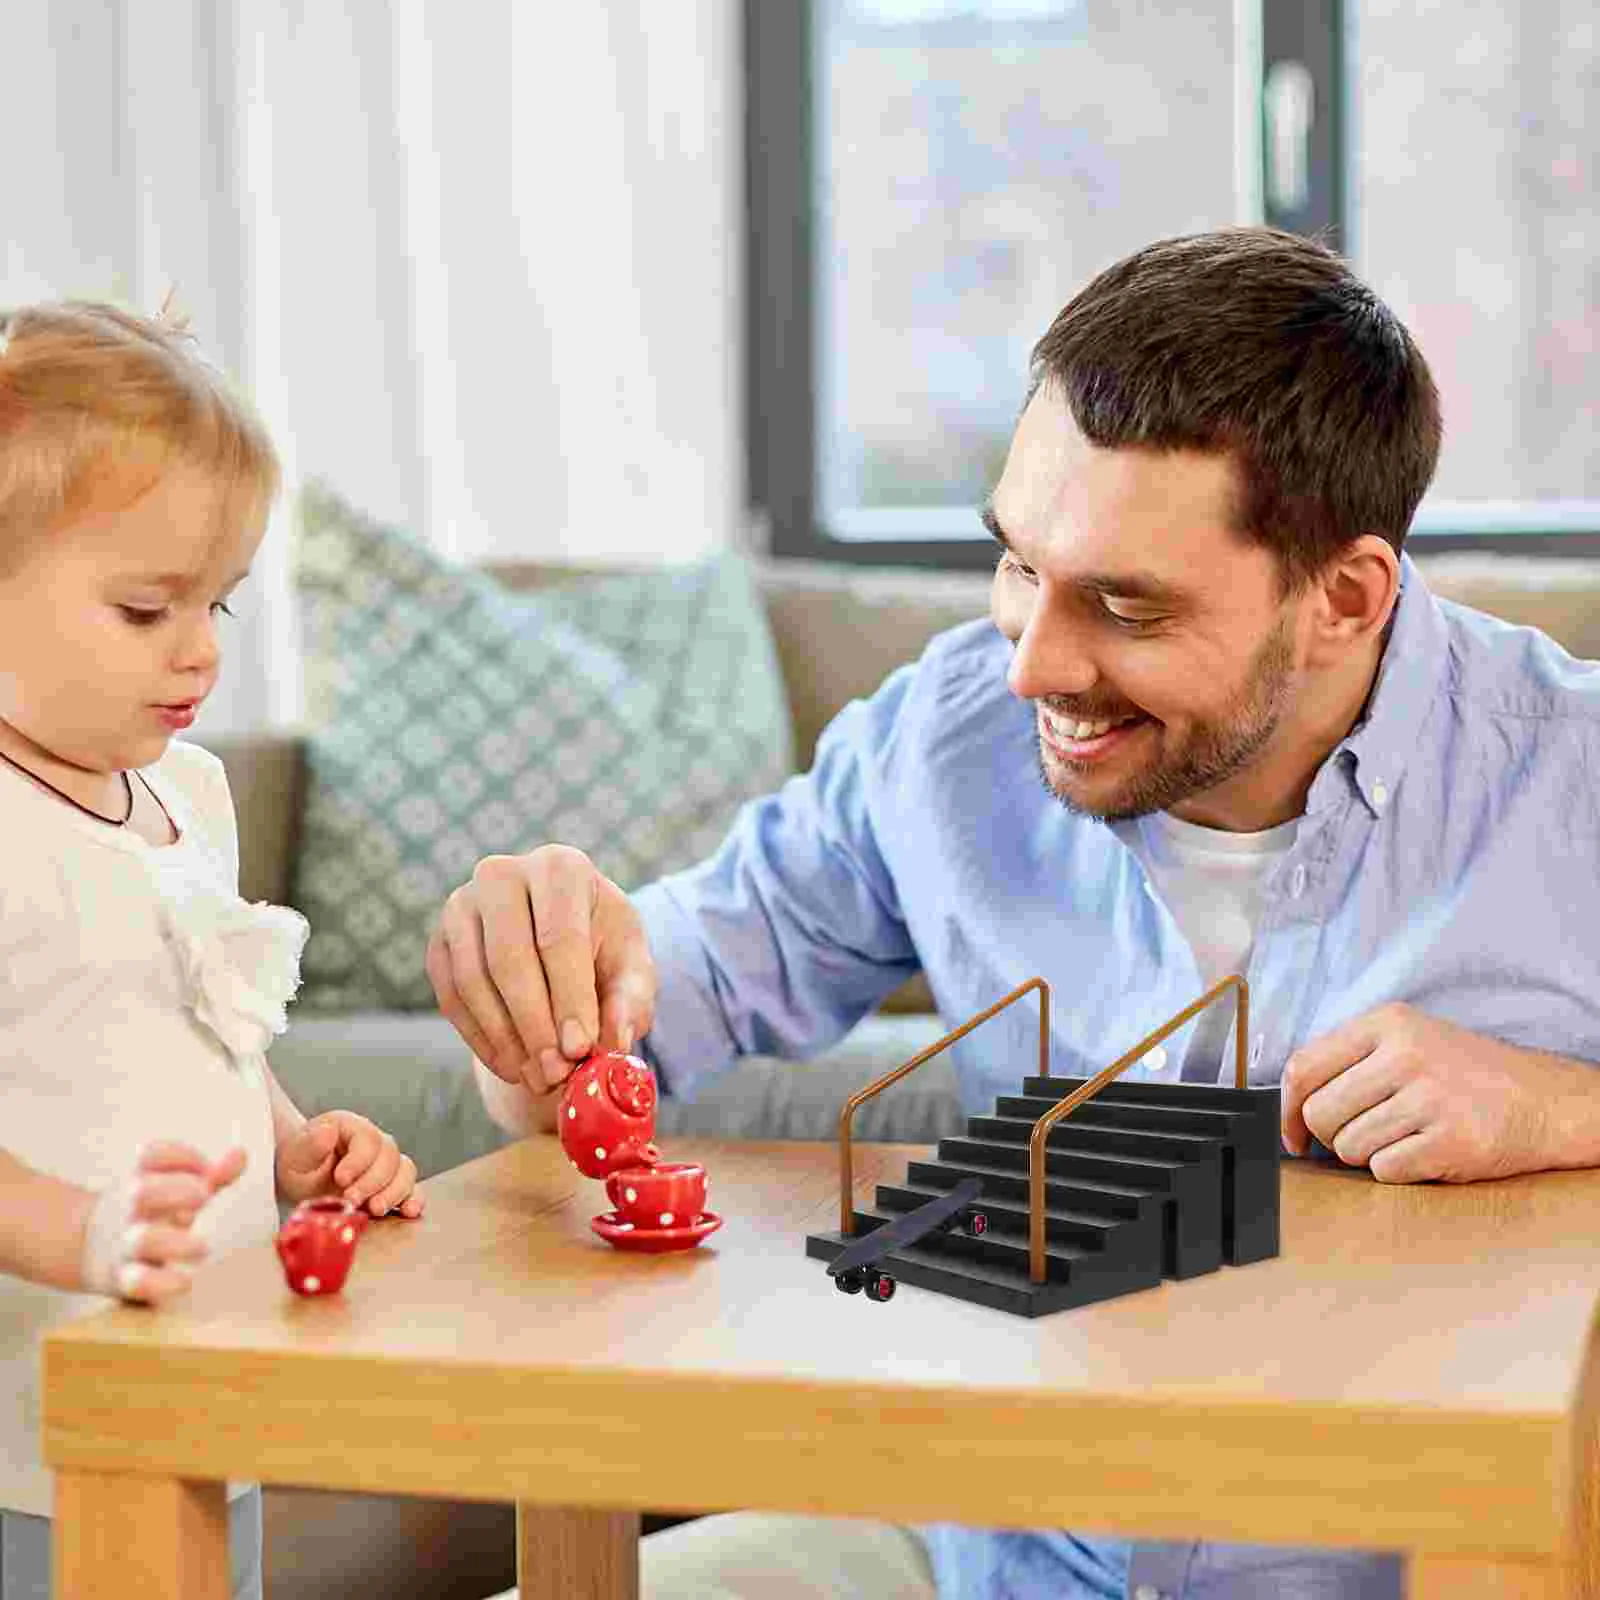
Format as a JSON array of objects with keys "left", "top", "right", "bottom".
[
  {"left": 1026, "top": 974, "right": 1250, "bottom": 1282},
  {"left": 836, "top": 977, "right": 1050, "bottom": 1235}
]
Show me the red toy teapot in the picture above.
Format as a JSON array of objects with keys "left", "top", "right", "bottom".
[
  {"left": 560, "top": 1051, "right": 722, "bottom": 1253},
  {"left": 558, "top": 1050, "right": 662, "bottom": 1178}
]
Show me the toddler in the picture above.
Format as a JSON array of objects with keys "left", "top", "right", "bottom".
[{"left": 0, "top": 301, "right": 424, "bottom": 1600}]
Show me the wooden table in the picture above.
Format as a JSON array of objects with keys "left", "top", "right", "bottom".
[{"left": 43, "top": 1136, "right": 1600, "bottom": 1599}]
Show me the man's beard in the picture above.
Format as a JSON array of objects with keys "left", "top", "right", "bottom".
[{"left": 1038, "top": 612, "right": 1298, "bottom": 823}]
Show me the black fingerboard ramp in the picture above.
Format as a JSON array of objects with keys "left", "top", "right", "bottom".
[{"left": 805, "top": 977, "right": 1281, "bottom": 1317}]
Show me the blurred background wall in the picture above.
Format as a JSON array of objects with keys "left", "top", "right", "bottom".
[
  {"left": 1, "top": 2, "right": 743, "bottom": 732},
  {"left": 2, "top": 0, "right": 1595, "bottom": 735}
]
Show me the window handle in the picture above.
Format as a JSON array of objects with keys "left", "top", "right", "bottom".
[{"left": 1264, "top": 58, "right": 1316, "bottom": 214}]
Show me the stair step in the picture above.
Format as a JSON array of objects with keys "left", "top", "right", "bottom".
[
  {"left": 1023, "top": 1078, "right": 1281, "bottom": 1154},
  {"left": 849, "top": 1205, "right": 1093, "bottom": 1277},
  {"left": 1020, "top": 1079, "right": 1283, "bottom": 1267},
  {"left": 906, "top": 1158, "right": 1157, "bottom": 1224},
  {"left": 995, "top": 1093, "right": 1247, "bottom": 1140},
  {"left": 968, "top": 1113, "right": 1226, "bottom": 1165},
  {"left": 876, "top": 1180, "right": 1167, "bottom": 1283},
  {"left": 1017, "top": 1081, "right": 1280, "bottom": 1267},
  {"left": 804, "top": 1216, "right": 1166, "bottom": 1318},
  {"left": 935, "top": 1136, "right": 1188, "bottom": 1191},
  {"left": 933, "top": 1135, "right": 1222, "bottom": 1280},
  {"left": 874, "top": 1182, "right": 1125, "bottom": 1251},
  {"left": 1025, "top": 1076, "right": 1280, "bottom": 1112}
]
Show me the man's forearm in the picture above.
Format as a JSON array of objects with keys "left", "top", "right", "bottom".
[
  {"left": 1537, "top": 1047, "right": 1600, "bottom": 1170},
  {"left": 473, "top": 1055, "right": 560, "bottom": 1137}
]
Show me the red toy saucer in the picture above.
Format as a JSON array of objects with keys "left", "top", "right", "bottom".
[{"left": 591, "top": 1210, "right": 723, "bottom": 1253}]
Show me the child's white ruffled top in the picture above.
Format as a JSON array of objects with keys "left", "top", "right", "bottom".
[
  {"left": 0, "top": 738, "right": 307, "bottom": 1517},
  {"left": 167, "top": 888, "right": 308, "bottom": 1063}
]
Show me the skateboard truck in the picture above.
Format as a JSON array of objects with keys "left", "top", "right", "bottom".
[{"left": 827, "top": 1176, "right": 988, "bottom": 1304}]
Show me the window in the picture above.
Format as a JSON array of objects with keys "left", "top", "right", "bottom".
[{"left": 745, "top": 0, "right": 1600, "bottom": 567}]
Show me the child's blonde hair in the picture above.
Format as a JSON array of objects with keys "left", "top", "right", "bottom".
[{"left": 0, "top": 298, "right": 280, "bottom": 578}]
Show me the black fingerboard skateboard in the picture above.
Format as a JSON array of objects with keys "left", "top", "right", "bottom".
[
  {"left": 826, "top": 1175, "right": 987, "bottom": 1302},
  {"left": 806, "top": 975, "right": 1281, "bottom": 1317}
]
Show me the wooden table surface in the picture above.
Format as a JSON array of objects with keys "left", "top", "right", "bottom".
[{"left": 43, "top": 1136, "right": 1600, "bottom": 1599}]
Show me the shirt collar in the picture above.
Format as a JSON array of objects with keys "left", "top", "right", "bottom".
[{"left": 1305, "top": 550, "right": 1449, "bottom": 819}]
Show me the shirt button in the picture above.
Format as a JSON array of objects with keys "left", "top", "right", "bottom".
[
  {"left": 1134, "top": 1586, "right": 1165, "bottom": 1600},
  {"left": 1289, "top": 863, "right": 1307, "bottom": 898},
  {"left": 1146, "top": 1045, "right": 1167, "bottom": 1071},
  {"left": 1372, "top": 781, "right": 1389, "bottom": 808}
]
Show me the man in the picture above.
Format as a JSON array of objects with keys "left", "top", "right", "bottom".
[{"left": 430, "top": 227, "right": 1600, "bottom": 1598}]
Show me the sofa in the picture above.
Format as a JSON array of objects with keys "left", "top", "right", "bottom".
[{"left": 210, "top": 548, "right": 1600, "bottom": 1599}]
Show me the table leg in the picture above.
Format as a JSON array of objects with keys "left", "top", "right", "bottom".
[
  {"left": 517, "top": 1505, "right": 639, "bottom": 1600},
  {"left": 54, "top": 1471, "right": 227, "bottom": 1599},
  {"left": 1408, "top": 1555, "right": 1563, "bottom": 1599}
]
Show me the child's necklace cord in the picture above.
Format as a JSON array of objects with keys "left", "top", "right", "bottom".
[{"left": 0, "top": 743, "right": 137, "bottom": 825}]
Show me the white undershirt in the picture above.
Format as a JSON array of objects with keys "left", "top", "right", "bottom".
[{"left": 1130, "top": 808, "right": 1299, "bottom": 1082}]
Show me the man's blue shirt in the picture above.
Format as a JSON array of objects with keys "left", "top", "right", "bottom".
[{"left": 632, "top": 553, "right": 1600, "bottom": 1597}]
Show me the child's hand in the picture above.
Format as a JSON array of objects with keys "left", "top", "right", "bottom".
[
  {"left": 81, "top": 1142, "right": 248, "bottom": 1305},
  {"left": 275, "top": 1111, "right": 424, "bottom": 1219}
]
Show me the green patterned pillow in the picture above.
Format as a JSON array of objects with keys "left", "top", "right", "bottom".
[{"left": 289, "top": 480, "right": 795, "bottom": 1011}]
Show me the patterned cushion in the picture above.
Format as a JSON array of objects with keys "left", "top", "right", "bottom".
[{"left": 289, "top": 480, "right": 794, "bottom": 1011}]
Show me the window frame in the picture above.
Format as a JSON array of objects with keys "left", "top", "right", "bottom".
[{"left": 743, "top": 0, "right": 1600, "bottom": 567}]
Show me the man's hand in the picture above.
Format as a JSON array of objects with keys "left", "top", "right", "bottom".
[
  {"left": 275, "top": 1111, "right": 424, "bottom": 1218},
  {"left": 425, "top": 846, "right": 657, "bottom": 1093},
  {"left": 1280, "top": 1002, "right": 1594, "bottom": 1183}
]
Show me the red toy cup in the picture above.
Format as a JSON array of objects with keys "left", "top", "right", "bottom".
[
  {"left": 275, "top": 1197, "right": 369, "bottom": 1296},
  {"left": 604, "top": 1161, "right": 707, "bottom": 1229},
  {"left": 559, "top": 1051, "right": 661, "bottom": 1179}
]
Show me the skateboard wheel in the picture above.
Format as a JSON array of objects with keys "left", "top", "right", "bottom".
[
  {"left": 836, "top": 1269, "right": 864, "bottom": 1294},
  {"left": 865, "top": 1273, "right": 896, "bottom": 1302},
  {"left": 968, "top": 1210, "right": 988, "bottom": 1236}
]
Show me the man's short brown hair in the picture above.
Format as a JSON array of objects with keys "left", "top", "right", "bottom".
[{"left": 1028, "top": 227, "right": 1442, "bottom": 595}]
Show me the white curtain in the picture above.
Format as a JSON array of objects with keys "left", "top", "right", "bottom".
[{"left": 1, "top": 1, "right": 745, "bottom": 734}]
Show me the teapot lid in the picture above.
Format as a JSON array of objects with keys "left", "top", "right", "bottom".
[{"left": 605, "top": 1053, "right": 657, "bottom": 1119}]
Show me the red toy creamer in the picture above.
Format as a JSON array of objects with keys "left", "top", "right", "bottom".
[{"left": 275, "top": 1196, "right": 369, "bottom": 1296}]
